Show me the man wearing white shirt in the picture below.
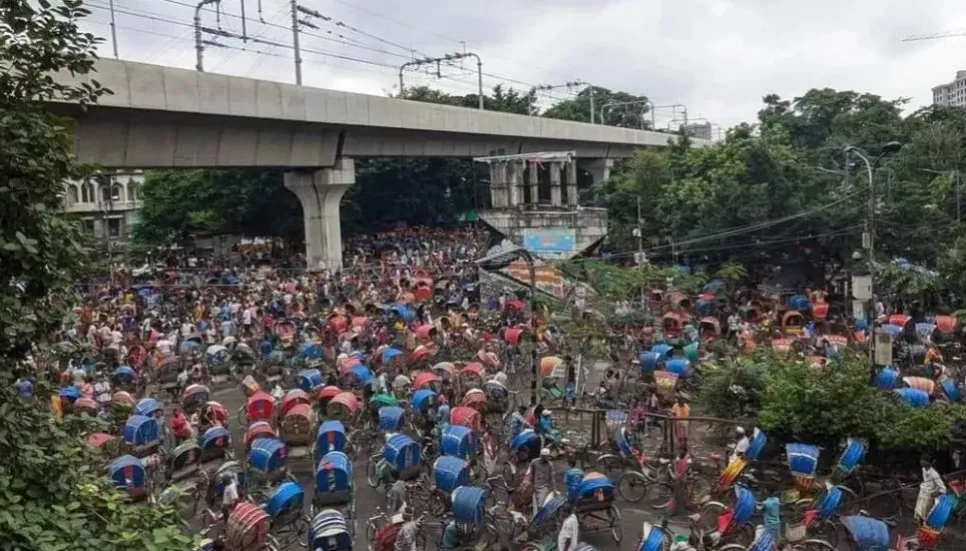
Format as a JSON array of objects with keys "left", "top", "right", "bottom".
[{"left": 557, "top": 503, "right": 579, "bottom": 551}]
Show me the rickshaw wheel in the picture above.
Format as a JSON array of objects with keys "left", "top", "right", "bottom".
[
  {"left": 608, "top": 504, "right": 623, "bottom": 542},
  {"left": 365, "top": 518, "right": 381, "bottom": 551},
  {"left": 795, "top": 540, "right": 837, "bottom": 551},
  {"left": 698, "top": 501, "right": 726, "bottom": 534},
  {"left": 236, "top": 406, "right": 248, "bottom": 427},
  {"left": 593, "top": 454, "right": 624, "bottom": 480},
  {"left": 617, "top": 471, "right": 650, "bottom": 503}
]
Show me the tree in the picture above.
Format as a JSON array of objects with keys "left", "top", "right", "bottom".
[
  {"left": 0, "top": 2, "right": 191, "bottom": 548},
  {"left": 132, "top": 169, "right": 303, "bottom": 249},
  {"left": 543, "top": 87, "right": 650, "bottom": 128}
]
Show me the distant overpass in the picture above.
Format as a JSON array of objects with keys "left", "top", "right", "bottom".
[
  {"left": 47, "top": 59, "right": 707, "bottom": 271},
  {"left": 48, "top": 59, "right": 703, "bottom": 169}
]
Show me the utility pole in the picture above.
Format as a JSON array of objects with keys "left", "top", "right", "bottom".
[
  {"left": 107, "top": 0, "right": 119, "bottom": 58},
  {"left": 194, "top": 0, "right": 221, "bottom": 71},
  {"left": 399, "top": 52, "right": 484, "bottom": 110},
  {"left": 289, "top": 0, "right": 302, "bottom": 84}
]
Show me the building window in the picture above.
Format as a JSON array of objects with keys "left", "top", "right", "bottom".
[
  {"left": 111, "top": 184, "right": 124, "bottom": 202},
  {"left": 108, "top": 218, "right": 121, "bottom": 238},
  {"left": 67, "top": 185, "right": 79, "bottom": 205},
  {"left": 81, "top": 181, "right": 94, "bottom": 203},
  {"left": 82, "top": 219, "right": 95, "bottom": 234},
  {"left": 100, "top": 185, "right": 111, "bottom": 203},
  {"left": 128, "top": 180, "right": 139, "bottom": 201}
]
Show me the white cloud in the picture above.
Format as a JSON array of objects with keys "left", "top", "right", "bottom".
[{"left": 80, "top": 0, "right": 966, "bottom": 128}]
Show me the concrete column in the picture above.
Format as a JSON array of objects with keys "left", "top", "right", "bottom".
[
  {"left": 489, "top": 162, "right": 507, "bottom": 208},
  {"left": 581, "top": 158, "right": 614, "bottom": 184},
  {"left": 284, "top": 158, "right": 355, "bottom": 271},
  {"left": 507, "top": 161, "right": 523, "bottom": 207},
  {"left": 549, "top": 161, "right": 562, "bottom": 207},
  {"left": 566, "top": 160, "right": 579, "bottom": 207},
  {"left": 528, "top": 161, "right": 539, "bottom": 205}
]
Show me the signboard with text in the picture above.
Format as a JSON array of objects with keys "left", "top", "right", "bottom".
[{"left": 522, "top": 228, "right": 576, "bottom": 255}]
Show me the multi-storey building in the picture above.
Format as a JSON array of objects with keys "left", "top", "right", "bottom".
[
  {"left": 63, "top": 170, "right": 144, "bottom": 244},
  {"left": 932, "top": 70, "right": 966, "bottom": 107}
]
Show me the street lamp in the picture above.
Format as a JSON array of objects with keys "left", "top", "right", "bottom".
[{"left": 843, "top": 141, "right": 902, "bottom": 366}]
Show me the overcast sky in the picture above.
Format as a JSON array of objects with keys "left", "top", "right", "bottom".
[{"left": 80, "top": 0, "right": 966, "bottom": 130}]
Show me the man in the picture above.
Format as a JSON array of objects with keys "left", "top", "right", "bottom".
[
  {"left": 526, "top": 448, "right": 555, "bottom": 516},
  {"left": 670, "top": 397, "right": 690, "bottom": 451},
  {"left": 557, "top": 502, "right": 579, "bottom": 551},
  {"left": 386, "top": 473, "right": 407, "bottom": 515},
  {"left": 220, "top": 472, "right": 239, "bottom": 521},
  {"left": 394, "top": 507, "right": 419, "bottom": 551},
  {"left": 916, "top": 454, "right": 946, "bottom": 521},
  {"left": 731, "top": 426, "right": 750, "bottom": 462},
  {"left": 93, "top": 372, "right": 112, "bottom": 409}
]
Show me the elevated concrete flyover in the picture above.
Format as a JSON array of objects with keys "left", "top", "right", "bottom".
[
  {"left": 48, "top": 59, "right": 699, "bottom": 168},
  {"left": 47, "top": 59, "right": 707, "bottom": 270}
]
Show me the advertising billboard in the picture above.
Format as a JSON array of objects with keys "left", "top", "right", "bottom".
[{"left": 522, "top": 228, "right": 576, "bottom": 255}]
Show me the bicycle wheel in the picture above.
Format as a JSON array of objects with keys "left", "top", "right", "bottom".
[
  {"left": 365, "top": 519, "right": 381, "bottom": 551},
  {"left": 594, "top": 454, "right": 624, "bottom": 481},
  {"left": 794, "top": 540, "right": 837, "bottom": 551},
  {"left": 618, "top": 471, "right": 650, "bottom": 503},
  {"left": 645, "top": 481, "right": 676, "bottom": 510},
  {"left": 609, "top": 504, "right": 623, "bottom": 542}
]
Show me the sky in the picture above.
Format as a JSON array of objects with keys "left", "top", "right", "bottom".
[{"left": 79, "top": 0, "right": 966, "bottom": 131}]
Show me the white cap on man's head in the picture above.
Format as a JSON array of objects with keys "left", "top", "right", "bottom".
[{"left": 540, "top": 448, "right": 551, "bottom": 457}]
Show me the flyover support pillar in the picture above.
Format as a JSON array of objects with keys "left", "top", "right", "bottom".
[
  {"left": 507, "top": 162, "right": 523, "bottom": 207},
  {"left": 581, "top": 158, "right": 614, "bottom": 184},
  {"left": 489, "top": 162, "right": 508, "bottom": 208},
  {"left": 284, "top": 158, "right": 355, "bottom": 271},
  {"left": 549, "top": 161, "right": 562, "bottom": 207},
  {"left": 528, "top": 160, "right": 539, "bottom": 205},
  {"left": 565, "top": 160, "right": 579, "bottom": 207}
]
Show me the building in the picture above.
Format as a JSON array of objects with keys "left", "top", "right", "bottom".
[
  {"left": 932, "top": 70, "right": 966, "bottom": 107},
  {"left": 683, "top": 122, "right": 713, "bottom": 140},
  {"left": 63, "top": 170, "right": 144, "bottom": 244}
]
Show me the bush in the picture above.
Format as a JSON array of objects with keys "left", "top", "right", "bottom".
[{"left": 699, "top": 356, "right": 765, "bottom": 419}]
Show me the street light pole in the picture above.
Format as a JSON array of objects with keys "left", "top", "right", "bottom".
[{"left": 844, "top": 141, "right": 903, "bottom": 366}]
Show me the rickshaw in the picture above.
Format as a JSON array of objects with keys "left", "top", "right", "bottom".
[
  {"left": 111, "top": 390, "right": 136, "bottom": 414},
  {"left": 537, "top": 356, "right": 566, "bottom": 404},
  {"left": 183, "top": 384, "right": 211, "bottom": 414},
  {"left": 429, "top": 455, "right": 472, "bottom": 515},
  {"left": 156, "top": 356, "right": 181, "bottom": 398},
  {"left": 445, "top": 486, "right": 490, "bottom": 548},
  {"left": 903, "top": 377, "right": 936, "bottom": 396},
  {"left": 203, "top": 461, "right": 248, "bottom": 512},
  {"left": 312, "top": 451, "right": 355, "bottom": 515},
  {"left": 573, "top": 472, "right": 622, "bottom": 543},
  {"left": 833, "top": 438, "right": 867, "bottom": 480},
  {"left": 112, "top": 365, "right": 138, "bottom": 394},
  {"left": 409, "top": 344, "right": 435, "bottom": 367},
  {"left": 87, "top": 432, "right": 116, "bottom": 454},
  {"left": 203, "top": 400, "right": 231, "bottom": 431},
  {"left": 205, "top": 344, "right": 232, "bottom": 385},
  {"left": 450, "top": 406, "right": 483, "bottom": 432},
  {"left": 919, "top": 493, "right": 955, "bottom": 548},
  {"left": 168, "top": 440, "right": 203, "bottom": 482},
  {"left": 123, "top": 414, "right": 162, "bottom": 456},
  {"left": 529, "top": 492, "right": 568, "bottom": 540},
  {"left": 342, "top": 366, "right": 374, "bottom": 393},
  {"left": 248, "top": 438, "right": 289, "bottom": 485},
  {"left": 782, "top": 310, "right": 806, "bottom": 336},
  {"left": 461, "top": 362, "right": 485, "bottom": 390},
  {"left": 366, "top": 433, "right": 421, "bottom": 488},
  {"left": 280, "top": 389, "right": 311, "bottom": 416},
  {"left": 223, "top": 501, "right": 280, "bottom": 551},
  {"left": 260, "top": 481, "right": 309, "bottom": 546},
  {"left": 411, "top": 388, "right": 438, "bottom": 414},
  {"left": 787, "top": 443, "right": 821, "bottom": 492},
  {"left": 297, "top": 369, "right": 324, "bottom": 393},
  {"left": 317, "top": 420, "right": 349, "bottom": 458},
  {"left": 652, "top": 371, "right": 679, "bottom": 404},
  {"left": 665, "top": 358, "right": 691, "bottom": 378},
  {"left": 107, "top": 454, "right": 151, "bottom": 502},
  {"left": 327, "top": 392, "right": 361, "bottom": 422},
  {"left": 697, "top": 484, "right": 757, "bottom": 546},
  {"left": 840, "top": 516, "right": 889, "bottom": 551},
  {"left": 413, "top": 370, "right": 440, "bottom": 391},
  {"left": 510, "top": 429, "right": 542, "bottom": 464},
  {"left": 73, "top": 397, "right": 99, "bottom": 416},
  {"left": 874, "top": 367, "right": 900, "bottom": 391},
  {"left": 239, "top": 390, "right": 276, "bottom": 427},
  {"left": 318, "top": 386, "right": 342, "bottom": 411},
  {"left": 245, "top": 422, "right": 278, "bottom": 451},
  {"left": 200, "top": 425, "right": 233, "bottom": 463},
  {"left": 377, "top": 406, "right": 407, "bottom": 433},
  {"left": 639, "top": 351, "right": 664, "bottom": 374},
  {"left": 638, "top": 521, "right": 673, "bottom": 551},
  {"left": 299, "top": 342, "right": 325, "bottom": 363},
  {"left": 786, "top": 484, "right": 854, "bottom": 548},
  {"left": 134, "top": 397, "right": 163, "bottom": 419},
  {"left": 279, "top": 402, "right": 316, "bottom": 461},
  {"left": 307, "top": 509, "right": 352, "bottom": 551},
  {"left": 895, "top": 388, "right": 930, "bottom": 408},
  {"left": 699, "top": 317, "right": 721, "bottom": 341},
  {"left": 483, "top": 380, "right": 511, "bottom": 415},
  {"left": 663, "top": 312, "right": 686, "bottom": 338},
  {"left": 940, "top": 379, "right": 962, "bottom": 403},
  {"left": 460, "top": 388, "right": 487, "bottom": 412}
]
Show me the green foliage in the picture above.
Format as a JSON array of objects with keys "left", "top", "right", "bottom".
[
  {"left": 542, "top": 87, "right": 650, "bottom": 127},
  {"left": 0, "top": 1, "right": 193, "bottom": 547},
  {"left": 874, "top": 400, "right": 966, "bottom": 450},
  {"left": 759, "top": 355, "right": 884, "bottom": 447},
  {"left": 132, "top": 169, "right": 302, "bottom": 248},
  {"left": 698, "top": 357, "right": 765, "bottom": 419},
  {"left": 0, "top": 374, "right": 194, "bottom": 550}
]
